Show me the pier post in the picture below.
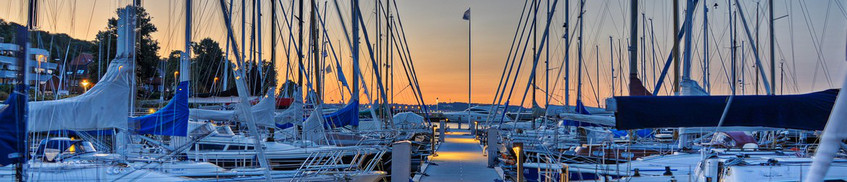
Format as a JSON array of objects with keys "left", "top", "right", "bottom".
[
  {"left": 487, "top": 128, "right": 499, "bottom": 168},
  {"left": 439, "top": 119, "right": 446, "bottom": 142},
  {"left": 392, "top": 141, "right": 412, "bottom": 182}
]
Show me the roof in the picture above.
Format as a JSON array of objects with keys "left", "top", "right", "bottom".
[{"left": 69, "top": 53, "right": 94, "bottom": 66}]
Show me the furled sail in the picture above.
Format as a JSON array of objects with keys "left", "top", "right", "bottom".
[{"left": 129, "top": 81, "right": 189, "bottom": 136}]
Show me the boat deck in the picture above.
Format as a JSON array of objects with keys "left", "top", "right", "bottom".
[{"left": 420, "top": 130, "right": 500, "bottom": 182}]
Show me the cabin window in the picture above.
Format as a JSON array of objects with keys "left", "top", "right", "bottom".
[
  {"left": 197, "top": 144, "right": 226, "bottom": 150},
  {"left": 228, "top": 145, "right": 254, "bottom": 150}
]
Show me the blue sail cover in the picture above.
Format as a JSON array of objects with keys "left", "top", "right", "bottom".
[
  {"left": 323, "top": 100, "right": 359, "bottom": 128},
  {"left": 0, "top": 88, "right": 27, "bottom": 166},
  {"left": 615, "top": 89, "right": 839, "bottom": 130},
  {"left": 130, "top": 81, "right": 190, "bottom": 136}
]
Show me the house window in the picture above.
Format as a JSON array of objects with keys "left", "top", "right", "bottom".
[{"left": 76, "top": 70, "right": 85, "bottom": 74}]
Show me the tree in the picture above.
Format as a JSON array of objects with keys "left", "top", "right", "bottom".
[
  {"left": 89, "top": 6, "right": 160, "bottom": 90},
  {"left": 190, "top": 38, "right": 227, "bottom": 94}
]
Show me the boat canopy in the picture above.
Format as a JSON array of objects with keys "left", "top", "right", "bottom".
[
  {"left": 129, "top": 81, "right": 190, "bottom": 136},
  {"left": 615, "top": 89, "right": 839, "bottom": 130}
]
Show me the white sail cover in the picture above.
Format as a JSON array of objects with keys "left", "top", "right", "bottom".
[
  {"left": 189, "top": 88, "right": 277, "bottom": 127},
  {"left": 274, "top": 89, "right": 303, "bottom": 126},
  {"left": 302, "top": 109, "right": 325, "bottom": 144},
  {"left": 28, "top": 10, "right": 136, "bottom": 132}
]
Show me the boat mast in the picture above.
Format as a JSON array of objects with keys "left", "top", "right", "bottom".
[
  {"left": 703, "top": 0, "right": 709, "bottom": 92},
  {"left": 182, "top": 0, "right": 191, "bottom": 83},
  {"left": 298, "top": 0, "right": 304, "bottom": 86},
  {"left": 17, "top": 0, "right": 36, "bottom": 180},
  {"left": 769, "top": 0, "right": 775, "bottom": 95},
  {"left": 729, "top": 0, "right": 735, "bottom": 95},
  {"left": 672, "top": 0, "right": 680, "bottom": 94},
  {"left": 563, "top": 0, "right": 569, "bottom": 109},
  {"left": 352, "top": 0, "right": 360, "bottom": 111},
  {"left": 576, "top": 0, "right": 583, "bottom": 109},
  {"left": 610, "top": 36, "right": 614, "bottom": 97},
  {"left": 271, "top": 0, "right": 277, "bottom": 86},
  {"left": 628, "top": 0, "right": 638, "bottom": 95},
  {"left": 257, "top": 0, "right": 263, "bottom": 88},
  {"left": 311, "top": 0, "right": 320, "bottom": 104}
]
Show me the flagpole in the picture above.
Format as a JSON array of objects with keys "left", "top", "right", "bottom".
[{"left": 467, "top": 8, "right": 472, "bottom": 131}]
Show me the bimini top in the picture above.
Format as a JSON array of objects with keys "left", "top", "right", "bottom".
[{"left": 615, "top": 89, "right": 839, "bottom": 130}]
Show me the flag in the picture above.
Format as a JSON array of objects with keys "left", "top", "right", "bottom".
[{"left": 462, "top": 8, "right": 471, "bottom": 20}]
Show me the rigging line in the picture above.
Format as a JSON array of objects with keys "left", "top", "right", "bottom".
[
  {"left": 495, "top": 0, "right": 543, "bottom": 126},
  {"left": 501, "top": 0, "right": 560, "bottom": 128},
  {"left": 706, "top": 20, "right": 732, "bottom": 94},
  {"left": 798, "top": 1, "right": 833, "bottom": 88},
  {"left": 484, "top": 0, "right": 531, "bottom": 124},
  {"left": 834, "top": 0, "right": 847, "bottom": 18},
  {"left": 390, "top": 0, "right": 435, "bottom": 117},
  {"left": 83, "top": 0, "right": 98, "bottom": 40},
  {"left": 386, "top": 15, "right": 427, "bottom": 114}
]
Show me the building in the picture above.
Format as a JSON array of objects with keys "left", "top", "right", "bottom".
[
  {"left": 66, "top": 53, "right": 94, "bottom": 93},
  {"left": 0, "top": 43, "right": 58, "bottom": 89}
]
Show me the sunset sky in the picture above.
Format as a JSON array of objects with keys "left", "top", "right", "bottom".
[{"left": 2, "top": 0, "right": 845, "bottom": 107}]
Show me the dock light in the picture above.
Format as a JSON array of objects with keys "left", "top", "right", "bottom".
[
  {"left": 80, "top": 80, "right": 90, "bottom": 92},
  {"left": 513, "top": 144, "right": 523, "bottom": 182},
  {"left": 148, "top": 108, "right": 156, "bottom": 114}
]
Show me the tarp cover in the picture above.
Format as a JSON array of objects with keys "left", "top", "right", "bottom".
[
  {"left": 130, "top": 81, "right": 189, "bottom": 136},
  {"left": 322, "top": 99, "right": 359, "bottom": 128},
  {"left": 615, "top": 89, "right": 839, "bottom": 130},
  {"left": 0, "top": 89, "right": 26, "bottom": 166}
]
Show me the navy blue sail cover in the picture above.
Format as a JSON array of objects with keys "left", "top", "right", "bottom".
[
  {"left": 615, "top": 89, "right": 839, "bottom": 130},
  {"left": 0, "top": 88, "right": 27, "bottom": 166},
  {"left": 323, "top": 99, "right": 359, "bottom": 128},
  {"left": 131, "top": 81, "right": 190, "bottom": 136}
]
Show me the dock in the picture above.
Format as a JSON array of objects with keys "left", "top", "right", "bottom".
[{"left": 419, "top": 130, "right": 501, "bottom": 182}]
